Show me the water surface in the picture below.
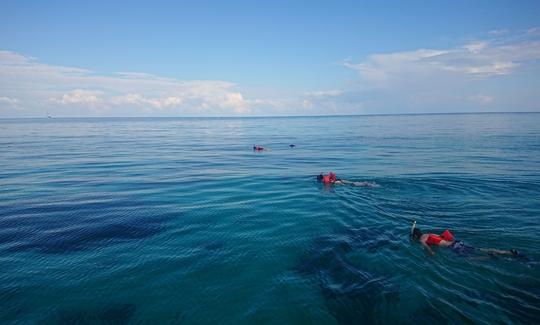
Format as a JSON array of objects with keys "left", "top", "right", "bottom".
[{"left": 1, "top": 114, "right": 539, "bottom": 324}]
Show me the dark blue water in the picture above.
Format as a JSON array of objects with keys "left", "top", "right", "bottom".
[{"left": 1, "top": 114, "right": 539, "bottom": 324}]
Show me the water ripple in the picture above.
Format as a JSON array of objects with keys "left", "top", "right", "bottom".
[{"left": 1, "top": 114, "right": 539, "bottom": 323}]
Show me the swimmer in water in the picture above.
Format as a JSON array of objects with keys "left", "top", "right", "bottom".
[
  {"left": 316, "top": 172, "right": 378, "bottom": 187},
  {"left": 411, "top": 223, "right": 525, "bottom": 259},
  {"left": 253, "top": 146, "right": 266, "bottom": 151}
]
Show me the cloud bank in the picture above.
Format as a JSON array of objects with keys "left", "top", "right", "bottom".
[
  {"left": 1, "top": 28, "right": 539, "bottom": 117},
  {"left": 338, "top": 29, "right": 540, "bottom": 113},
  {"left": 0, "top": 51, "right": 279, "bottom": 116}
]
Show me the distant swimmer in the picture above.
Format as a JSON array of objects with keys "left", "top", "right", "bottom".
[
  {"left": 317, "top": 171, "right": 337, "bottom": 184},
  {"left": 253, "top": 146, "right": 266, "bottom": 151},
  {"left": 316, "top": 172, "right": 378, "bottom": 187},
  {"left": 411, "top": 221, "right": 527, "bottom": 259},
  {"left": 289, "top": 144, "right": 296, "bottom": 148}
]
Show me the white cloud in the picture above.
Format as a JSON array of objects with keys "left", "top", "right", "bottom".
[
  {"left": 304, "top": 90, "right": 343, "bottom": 97},
  {"left": 463, "top": 41, "right": 488, "bottom": 54},
  {"left": 1, "top": 28, "right": 539, "bottom": 117},
  {"left": 0, "top": 96, "right": 19, "bottom": 106},
  {"left": 488, "top": 29, "right": 509, "bottom": 36},
  {"left": 526, "top": 27, "right": 540, "bottom": 36},
  {"left": 0, "top": 50, "right": 270, "bottom": 116},
  {"left": 111, "top": 93, "right": 183, "bottom": 110},
  {"left": 468, "top": 94, "right": 494, "bottom": 105},
  {"left": 345, "top": 36, "right": 540, "bottom": 82},
  {"left": 302, "top": 99, "right": 313, "bottom": 109},
  {"left": 219, "top": 92, "right": 250, "bottom": 113},
  {"left": 344, "top": 49, "right": 451, "bottom": 87},
  {"left": 338, "top": 29, "right": 540, "bottom": 113},
  {"left": 441, "top": 61, "right": 517, "bottom": 76},
  {"left": 51, "top": 89, "right": 103, "bottom": 106}
]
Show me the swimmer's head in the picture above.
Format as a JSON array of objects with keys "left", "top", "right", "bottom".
[{"left": 412, "top": 228, "right": 423, "bottom": 240}]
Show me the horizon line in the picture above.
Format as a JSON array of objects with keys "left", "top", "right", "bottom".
[{"left": 1, "top": 110, "right": 540, "bottom": 120}]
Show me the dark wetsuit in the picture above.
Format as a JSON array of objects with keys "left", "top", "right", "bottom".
[{"left": 449, "top": 240, "right": 476, "bottom": 257}]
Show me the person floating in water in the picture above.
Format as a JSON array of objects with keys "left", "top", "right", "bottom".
[
  {"left": 253, "top": 146, "right": 266, "bottom": 151},
  {"left": 317, "top": 172, "right": 378, "bottom": 187},
  {"left": 289, "top": 144, "right": 296, "bottom": 148},
  {"left": 411, "top": 222, "right": 525, "bottom": 259}
]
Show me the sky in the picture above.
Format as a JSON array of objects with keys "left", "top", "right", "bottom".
[{"left": 1, "top": 0, "right": 539, "bottom": 117}]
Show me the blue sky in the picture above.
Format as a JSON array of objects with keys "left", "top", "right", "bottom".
[{"left": 1, "top": 0, "right": 539, "bottom": 116}]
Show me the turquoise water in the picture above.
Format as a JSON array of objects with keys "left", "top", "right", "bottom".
[{"left": 1, "top": 114, "right": 539, "bottom": 324}]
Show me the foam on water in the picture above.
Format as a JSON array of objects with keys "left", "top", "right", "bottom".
[{"left": 1, "top": 114, "right": 539, "bottom": 324}]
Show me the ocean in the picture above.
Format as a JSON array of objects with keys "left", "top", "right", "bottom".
[{"left": 1, "top": 113, "right": 539, "bottom": 324}]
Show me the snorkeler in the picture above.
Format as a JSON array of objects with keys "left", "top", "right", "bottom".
[
  {"left": 410, "top": 221, "right": 524, "bottom": 259},
  {"left": 316, "top": 172, "right": 338, "bottom": 184},
  {"left": 316, "top": 172, "right": 377, "bottom": 187}
]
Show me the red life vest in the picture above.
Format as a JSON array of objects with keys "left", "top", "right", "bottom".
[
  {"left": 426, "top": 234, "right": 443, "bottom": 245},
  {"left": 323, "top": 175, "right": 330, "bottom": 183},
  {"left": 329, "top": 172, "right": 336, "bottom": 183},
  {"left": 425, "top": 230, "right": 454, "bottom": 246},
  {"left": 441, "top": 229, "right": 454, "bottom": 241}
]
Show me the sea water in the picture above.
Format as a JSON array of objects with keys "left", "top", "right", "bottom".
[{"left": 0, "top": 113, "right": 539, "bottom": 324}]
